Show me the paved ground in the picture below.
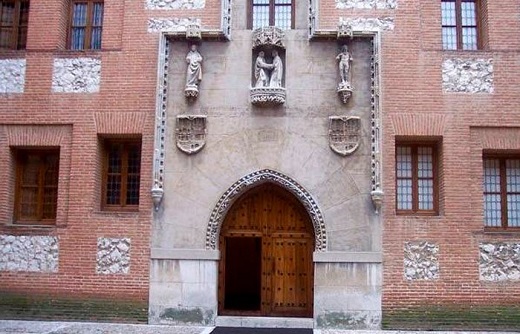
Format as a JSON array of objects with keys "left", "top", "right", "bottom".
[{"left": 0, "top": 321, "right": 518, "bottom": 334}]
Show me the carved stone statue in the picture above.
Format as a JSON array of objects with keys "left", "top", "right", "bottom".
[
  {"left": 185, "top": 44, "right": 203, "bottom": 98},
  {"left": 269, "top": 50, "right": 283, "bottom": 88},
  {"left": 254, "top": 51, "right": 273, "bottom": 88},
  {"left": 336, "top": 45, "right": 352, "bottom": 85},
  {"left": 336, "top": 44, "right": 353, "bottom": 103}
]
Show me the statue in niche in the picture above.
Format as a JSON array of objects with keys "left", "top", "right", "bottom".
[
  {"left": 269, "top": 50, "right": 283, "bottom": 88},
  {"left": 336, "top": 44, "right": 353, "bottom": 103},
  {"left": 185, "top": 44, "right": 203, "bottom": 98},
  {"left": 254, "top": 51, "right": 273, "bottom": 88}
]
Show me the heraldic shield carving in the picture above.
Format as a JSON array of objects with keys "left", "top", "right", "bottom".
[
  {"left": 328, "top": 116, "right": 361, "bottom": 156},
  {"left": 176, "top": 115, "right": 207, "bottom": 155}
]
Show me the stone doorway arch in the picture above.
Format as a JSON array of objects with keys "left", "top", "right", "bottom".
[{"left": 205, "top": 169, "right": 327, "bottom": 252}]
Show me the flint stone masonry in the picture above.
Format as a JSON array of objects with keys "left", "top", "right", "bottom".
[
  {"left": 146, "top": 0, "right": 205, "bottom": 9},
  {"left": 404, "top": 241, "right": 439, "bottom": 280},
  {"left": 52, "top": 58, "right": 101, "bottom": 93},
  {"left": 336, "top": 0, "right": 397, "bottom": 9},
  {"left": 96, "top": 237, "right": 131, "bottom": 275},
  {"left": 339, "top": 17, "right": 394, "bottom": 31},
  {"left": 0, "top": 235, "right": 59, "bottom": 273},
  {"left": 480, "top": 243, "right": 520, "bottom": 282},
  {"left": 148, "top": 18, "right": 201, "bottom": 33},
  {"left": 442, "top": 58, "right": 494, "bottom": 93},
  {"left": 0, "top": 59, "right": 26, "bottom": 94}
]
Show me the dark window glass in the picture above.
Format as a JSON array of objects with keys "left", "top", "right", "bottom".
[
  {"left": 0, "top": 0, "right": 29, "bottom": 50},
  {"left": 69, "top": 0, "right": 103, "bottom": 50},
  {"left": 250, "top": 0, "right": 293, "bottom": 30}
]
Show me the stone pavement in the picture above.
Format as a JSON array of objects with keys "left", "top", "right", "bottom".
[{"left": 0, "top": 321, "right": 518, "bottom": 334}]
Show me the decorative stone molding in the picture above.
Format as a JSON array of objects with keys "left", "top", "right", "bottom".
[
  {"left": 328, "top": 116, "right": 361, "bottom": 156},
  {"left": 221, "top": 0, "right": 231, "bottom": 38},
  {"left": 336, "top": 0, "right": 397, "bottom": 9},
  {"left": 404, "top": 241, "right": 439, "bottom": 280},
  {"left": 151, "top": 36, "right": 170, "bottom": 211},
  {"left": 370, "top": 34, "right": 383, "bottom": 214},
  {"left": 338, "top": 17, "right": 395, "bottom": 31},
  {"left": 206, "top": 169, "right": 327, "bottom": 252},
  {"left": 146, "top": 0, "right": 205, "bottom": 10},
  {"left": 148, "top": 18, "right": 201, "bottom": 33},
  {"left": 186, "top": 23, "right": 202, "bottom": 39},
  {"left": 0, "top": 59, "right": 26, "bottom": 94},
  {"left": 480, "top": 243, "right": 520, "bottom": 282},
  {"left": 176, "top": 115, "right": 207, "bottom": 154},
  {"left": 0, "top": 235, "right": 59, "bottom": 273},
  {"left": 252, "top": 26, "right": 285, "bottom": 49},
  {"left": 442, "top": 58, "right": 494, "bottom": 94},
  {"left": 250, "top": 87, "right": 286, "bottom": 105},
  {"left": 52, "top": 58, "right": 101, "bottom": 93},
  {"left": 96, "top": 237, "right": 131, "bottom": 275}
]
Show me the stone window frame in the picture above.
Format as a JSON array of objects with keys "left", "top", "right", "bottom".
[
  {"left": 0, "top": 0, "right": 30, "bottom": 50},
  {"left": 13, "top": 148, "right": 60, "bottom": 225},
  {"left": 100, "top": 137, "right": 142, "bottom": 212},
  {"left": 395, "top": 141, "right": 440, "bottom": 216},
  {"left": 67, "top": 0, "right": 104, "bottom": 50},
  {"left": 247, "top": 0, "right": 295, "bottom": 30},
  {"left": 483, "top": 153, "right": 520, "bottom": 230},
  {"left": 441, "top": 0, "right": 487, "bottom": 51}
]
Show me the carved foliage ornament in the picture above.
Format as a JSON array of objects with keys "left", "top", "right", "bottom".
[
  {"left": 206, "top": 169, "right": 327, "bottom": 252},
  {"left": 252, "top": 26, "right": 285, "bottom": 49},
  {"left": 329, "top": 116, "right": 361, "bottom": 156},
  {"left": 175, "top": 115, "right": 206, "bottom": 154}
]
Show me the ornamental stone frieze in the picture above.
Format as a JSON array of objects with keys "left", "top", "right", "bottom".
[
  {"left": 146, "top": 0, "right": 205, "bottom": 10},
  {"left": 96, "top": 237, "right": 131, "bottom": 275},
  {"left": 52, "top": 58, "right": 101, "bottom": 93},
  {"left": 251, "top": 27, "right": 286, "bottom": 106},
  {"left": 148, "top": 17, "right": 201, "bottom": 33},
  {"left": 0, "top": 235, "right": 59, "bottom": 273},
  {"left": 175, "top": 115, "right": 207, "bottom": 154},
  {"left": 404, "top": 241, "right": 439, "bottom": 280},
  {"left": 480, "top": 243, "right": 520, "bottom": 282},
  {"left": 442, "top": 58, "right": 494, "bottom": 94},
  {"left": 338, "top": 17, "right": 395, "bottom": 32},
  {"left": 0, "top": 59, "right": 26, "bottom": 94},
  {"left": 336, "top": 0, "right": 397, "bottom": 9}
]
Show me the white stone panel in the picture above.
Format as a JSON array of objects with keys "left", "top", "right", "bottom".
[
  {"left": 442, "top": 58, "right": 494, "bottom": 93},
  {"left": 404, "top": 241, "right": 439, "bottom": 280},
  {"left": 148, "top": 18, "right": 201, "bottom": 33},
  {"left": 339, "top": 17, "right": 395, "bottom": 31},
  {"left": 0, "top": 235, "right": 59, "bottom": 272},
  {"left": 52, "top": 58, "right": 101, "bottom": 93},
  {"left": 480, "top": 242, "right": 520, "bottom": 281},
  {"left": 96, "top": 237, "right": 131, "bottom": 274},
  {"left": 336, "top": 0, "right": 397, "bottom": 9},
  {"left": 146, "top": 0, "right": 205, "bottom": 10},
  {"left": 0, "top": 59, "right": 26, "bottom": 93}
]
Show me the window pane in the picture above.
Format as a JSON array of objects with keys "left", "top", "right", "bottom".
[
  {"left": 462, "top": 27, "right": 477, "bottom": 50},
  {"left": 417, "top": 147, "right": 433, "bottom": 178},
  {"left": 461, "top": 1, "right": 476, "bottom": 26},
  {"left": 92, "top": 2, "right": 103, "bottom": 26},
  {"left": 396, "top": 146, "right": 412, "bottom": 178},
  {"left": 484, "top": 194, "right": 502, "bottom": 227},
  {"left": 274, "top": 4, "right": 291, "bottom": 30},
  {"left": 252, "top": 4, "right": 269, "bottom": 29},
  {"left": 507, "top": 194, "right": 520, "bottom": 227},
  {"left": 442, "top": 27, "right": 457, "bottom": 50},
  {"left": 1, "top": 2, "right": 15, "bottom": 25},
  {"left": 126, "top": 175, "right": 140, "bottom": 205},
  {"left": 418, "top": 179, "right": 434, "bottom": 210},
  {"left": 483, "top": 159, "right": 500, "bottom": 193},
  {"left": 106, "top": 175, "right": 121, "bottom": 205},
  {"left": 72, "top": 3, "right": 87, "bottom": 26},
  {"left": 397, "top": 179, "right": 412, "bottom": 210},
  {"left": 441, "top": 1, "right": 456, "bottom": 26},
  {"left": 506, "top": 159, "right": 520, "bottom": 192},
  {"left": 71, "top": 27, "right": 85, "bottom": 50},
  {"left": 91, "top": 27, "right": 102, "bottom": 49}
]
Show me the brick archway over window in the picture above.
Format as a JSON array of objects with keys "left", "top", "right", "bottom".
[{"left": 205, "top": 169, "right": 327, "bottom": 252}]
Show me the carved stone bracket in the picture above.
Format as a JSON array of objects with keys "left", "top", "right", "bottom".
[
  {"left": 337, "top": 21, "right": 353, "bottom": 39},
  {"left": 328, "top": 116, "right": 361, "bottom": 156},
  {"left": 337, "top": 82, "right": 353, "bottom": 103},
  {"left": 186, "top": 23, "right": 202, "bottom": 40},
  {"left": 250, "top": 87, "right": 286, "bottom": 106},
  {"left": 175, "top": 115, "right": 207, "bottom": 154},
  {"left": 206, "top": 169, "right": 327, "bottom": 252},
  {"left": 252, "top": 26, "right": 285, "bottom": 49}
]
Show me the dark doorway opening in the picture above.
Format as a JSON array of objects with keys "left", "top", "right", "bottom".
[{"left": 224, "top": 237, "right": 262, "bottom": 311}]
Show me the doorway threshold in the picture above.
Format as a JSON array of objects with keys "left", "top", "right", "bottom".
[{"left": 215, "top": 316, "right": 314, "bottom": 328}]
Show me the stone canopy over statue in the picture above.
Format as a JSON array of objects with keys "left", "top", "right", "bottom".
[{"left": 250, "top": 27, "right": 286, "bottom": 106}]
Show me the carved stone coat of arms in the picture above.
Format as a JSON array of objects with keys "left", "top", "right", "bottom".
[
  {"left": 175, "top": 115, "right": 207, "bottom": 154},
  {"left": 328, "top": 116, "right": 361, "bottom": 156}
]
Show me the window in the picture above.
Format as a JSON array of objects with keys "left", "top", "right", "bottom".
[
  {"left": 441, "top": 0, "right": 480, "bottom": 50},
  {"left": 0, "top": 0, "right": 29, "bottom": 50},
  {"left": 68, "top": 0, "right": 103, "bottom": 50},
  {"left": 249, "top": 0, "right": 294, "bottom": 30},
  {"left": 14, "top": 149, "right": 60, "bottom": 224},
  {"left": 102, "top": 139, "right": 141, "bottom": 211},
  {"left": 396, "top": 143, "right": 439, "bottom": 215},
  {"left": 483, "top": 156, "right": 520, "bottom": 229}
]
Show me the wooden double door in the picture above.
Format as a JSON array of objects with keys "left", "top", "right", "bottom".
[{"left": 218, "top": 183, "right": 314, "bottom": 317}]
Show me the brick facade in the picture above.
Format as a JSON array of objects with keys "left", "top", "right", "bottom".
[{"left": 0, "top": 0, "right": 519, "bottom": 329}]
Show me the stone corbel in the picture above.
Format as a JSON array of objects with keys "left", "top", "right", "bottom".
[
  {"left": 186, "top": 23, "right": 202, "bottom": 40},
  {"left": 371, "top": 188, "right": 383, "bottom": 214}
]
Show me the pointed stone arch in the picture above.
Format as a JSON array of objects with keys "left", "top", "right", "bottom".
[{"left": 205, "top": 169, "right": 327, "bottom": 252}]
